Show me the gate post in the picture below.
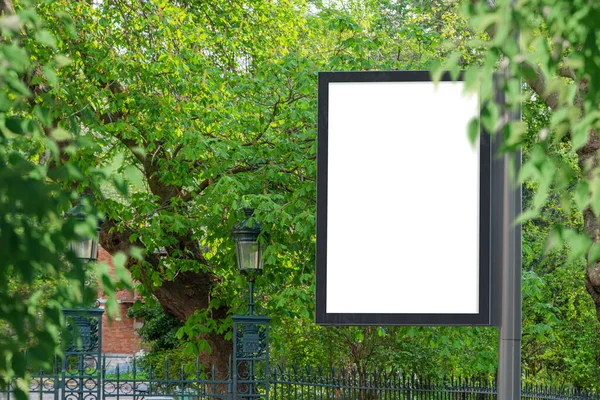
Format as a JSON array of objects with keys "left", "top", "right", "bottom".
[
  {"left": 232, "top": 315, "right": 271, "bottom": 400},
  {"left": 62, "top": 307, "right": 103, "bottom": 400}
]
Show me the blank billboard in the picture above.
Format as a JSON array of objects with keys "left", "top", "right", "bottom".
[{"left": 316, "top": 71, "right": 491, "bottom": 326}]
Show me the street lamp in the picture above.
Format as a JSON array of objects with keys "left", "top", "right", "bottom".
[
  {"left": 62, "top": 195, "right": 104, "bottom": 400},
  {"left": 231, "top": 208, "right": 263, "bottom": 316},
  {"left": 231, "top": 208, "right": 270, "bottom": 400},
  {"left": 65, "top": 197, "right": 102, "bottom": 262}
]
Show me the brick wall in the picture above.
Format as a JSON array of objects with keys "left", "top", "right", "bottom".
[{"left": 98, "top": 247, "right": 144, "bottom": 355}]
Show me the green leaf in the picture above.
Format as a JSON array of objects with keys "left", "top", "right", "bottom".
[
  {"left": 54, "top": 55, "right": 72, "bottom": 67},
  {"left": 6, "top": 72, "right": 31, "bottom": 96},
  {"left": 481, "top": 102, "right": 499, "bottom": 133},
  {"left": 129, "top": 246, "right": 145, "bottom": 261},
  {"left": 574, "top": 181, "right": 590, "bottom": 211},
  {"left": 563, "top": 229, "right": 592, "bottom": 262},
  {"left": 354, "top": 330, "right": 364, "bottom": 342},
  {"left": 34, "top": 29, "right": 57, "bottom": 48},
  {"left": 175, "top": 327, "right": 184, "bottom": 340},
  {"left": 429, "top": 60, "right": 443, "bottom": 83},
  {"left": 467, "top": 118, "right": 479, "bottom": 148},
  {"left": 588, "top": 243, "right": 600, "bottom": 266},
  {"left": 113, "top": 175, "right": 129, "bottom": 196},
  {"left": 198, "top": 339, "right": 212, "bottom": 354},
  {"left": 464, "top": 67, "right": 479, "bottom": 92},
  {"left": 591, "top": 179, "right": 600, "bottom": 217},
  {"left": 2, "top": 44, "right": 29, "bottom": 73},
  {"left": 113, "top": 252, "right": 132, "bottom": 288},
  {"left": 517, "top": 208, "right": 539, "bottom": 223},
  {"left": 50, "top": 128, "right": 72, "bottom": 141},
  {"left": 183, "top": 342, "right": 197, "bottom": 356},
  {"left": 34, "top": 105, "right": 52, "bottom": 127},
  {"left": 5, "top": 117, "right": 26, "bottom": 134},
  {"left": 42, "top": 65, "right": 58, "bottom": 86},
  {"left": 105, "top": 297, "right": 119, "bottom": 318},
  {"left": 572, "top": 125, "right": 590, "bottom": 151},
  {"left": 502, "top": 121, "right": 526, "bottom": 151},
  {"left": 0, "top": 92, "right": 10, "bottom": 112}
]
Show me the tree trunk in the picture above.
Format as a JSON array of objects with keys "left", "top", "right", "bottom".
[
  {"left": 0, "top": 0, "right": 15, "bottom": 14},
  {"left": 577, "top": 134, "right": 600, "bottom": 383},
  {"left": 577, "top": 133, "right": 600, "bottom": 321},
  {"left": 153, "top": 271, "right": 232, "bottom": 377},
  {"left": 100, "top": 219, "right": 233, "bottom": 379}
]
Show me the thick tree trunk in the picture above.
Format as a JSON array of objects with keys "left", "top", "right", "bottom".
[
  {"left": 153, "top": 272, "right": 232, "bottom": 377},
  {"left": 577, "top": 133, "right": 600, "bottom": 384},
  {"left": 527, "top": 66, "right": 600, "bottom": 323},
  {"left": 577, "top": 133, "right": 600, "bottom": 321},
  {"left": 100, "top": 219, "right": 232, "bottom": 378}
]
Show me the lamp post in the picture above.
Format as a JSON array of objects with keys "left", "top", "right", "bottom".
[
  {"left": 62, "top": 196, "right": 104, "bottom": 400},
  {"left": 231, "top": 208, "right": 270, "bottom": 400}
]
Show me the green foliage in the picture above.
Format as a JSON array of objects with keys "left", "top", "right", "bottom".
[
  {"left": 133, "top": 348, "right": 197, "bottom": 380},
  {"left": 3, "top": 0, "right": 599, "bottom": 390},
  {"left": 0, "top": 9, "right": 89, "bottom": 399},
  {"left": 433, "top": 0, "right": 600, "bottom": 388},
  {"left": 0, "top": 3, "right": 132, "bottom": 398},
  {"left": 270, "top": 322, "right": 498, "bottom": 379},
  {"left": 444, "top": 0, "right": 600, "bottom": 246},
  {"left": 127, "top": 301, "right": 183, "bottom": 353}
]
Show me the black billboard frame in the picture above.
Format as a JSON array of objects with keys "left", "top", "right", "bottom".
[{"left": 315, "top": 70, "right": 492, "bottom": 326}]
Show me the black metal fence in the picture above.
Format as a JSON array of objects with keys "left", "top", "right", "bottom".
[
  {"left": 270, "top": 366, "right": 599, "bottom": 400},
  {"left": 3, "top": 356, "right": 600, "bottom": 400}
]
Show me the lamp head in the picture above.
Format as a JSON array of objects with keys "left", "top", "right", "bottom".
[
  {"left": 66, "top": 197, "right": 102, "bottom": 263},
  {"left": 231, "top": 208, "right": 263, "bottom": 274}
]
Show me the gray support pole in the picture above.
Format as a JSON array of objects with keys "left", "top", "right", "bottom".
[
  {"left": 494, "top": 99, "right": 522, "bottom": 399},
  {"left": 495, "top": 0, "right": 522, "bottom": 395}
]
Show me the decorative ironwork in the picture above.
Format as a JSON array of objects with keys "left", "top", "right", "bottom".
[
  {"left": 65, "top": 315, "right": 99, "bottom": 352},
  {"left": 237, "top": 323, "right": 268, "bottom": 357},
  {"left": 100, "top": 355, "right": 232, "bottom": 400},
  {"left": 233, "top": 315, "right": 271, "bottom": 400},
  {"left": 62, "top": 308, "right": 103, "bottom": 400}
]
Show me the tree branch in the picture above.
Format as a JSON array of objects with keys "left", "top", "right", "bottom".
[
  {"left": 181, "top": 163, "right": 267, "bottom": 202},
  {"left": 172, "top": 143, "right": 184, "bottom": 159},
  {"left": 558, "top": 64, "right": 576, "bottom": 80},
  {"left": 278, "top": 166, "right": 315, "bottom": 182},
  {"left": 242, "top": 92, "right": 308, "bottom": 147},
  {"left": 99, "top": 111, "right": 124, "bottom": 124},
  {"left": 242, "top": 97, "right": 282, "bottom": 147},
  {"left": 526, "top": 65, "right": 559, "bottom": 111}
]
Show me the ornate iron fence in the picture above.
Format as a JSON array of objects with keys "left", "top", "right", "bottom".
[
  {"left": 3, "top": 358, "right": 600, "bottom": 400},
  {"left": 101, "top": 356, "right": 232, "bottom": 400},
  {"left": 1, "top": 355, "right": 233, "bottom": 400}
]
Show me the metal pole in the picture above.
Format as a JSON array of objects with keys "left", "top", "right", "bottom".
[
  {"left": 494, "top": 102, "right": 522, "bottom": 399},
  {"left": 248, "top": 277, "right": 255, "bottom": 397},
  {"left": 248, "top": 278, "right": 255, "bottom": 317},
  {"left": 492, "top": 0, "right": 522, "bottom": 396}
]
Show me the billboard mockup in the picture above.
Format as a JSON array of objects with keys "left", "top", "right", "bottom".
[{"left": 316, "top": 71, "right": 491, "bottom": 326}]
